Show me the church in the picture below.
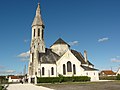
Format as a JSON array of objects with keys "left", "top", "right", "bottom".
[{"left": 28, "top": 3, "right": 99, "bottom": 83}]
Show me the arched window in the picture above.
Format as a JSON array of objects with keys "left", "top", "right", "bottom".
[
  {"left": 67, "top": 61, "right": 72, "bottom": 72},
  {"left": 42, "top": 67, "right": 45, "bottom": 75},
  {"left": 63, "top": 64, "right": 66, "bottom": 75},
  {"left": 51, "top": 67, "right": 54, "bottom": 75},
  {"left": 73, "top": 64, "right": 76, "bottom": 74},
  {"left": 38, "top": 28, "right": 40, "bottom": 36}
]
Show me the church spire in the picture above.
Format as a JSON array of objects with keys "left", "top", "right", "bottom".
[{"left": 32, "top": 3, "right": 44, "bottom": 28}]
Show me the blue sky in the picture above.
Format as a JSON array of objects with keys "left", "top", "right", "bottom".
[{"left": 0, "top": 0, "right": 120, "bottom": 75}]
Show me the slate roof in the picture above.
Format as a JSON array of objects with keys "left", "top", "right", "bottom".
[
  {"left": 39, "top": 48, "right": 60, "bottom": 64},
  {"left": 39, "top": 48, "right": 94, "bottom": 66},
  {"left": 51, "top": 38, "right": 70, "bottom": 47},
  {"left": 81, "top": 66, "right": 98, "bottom": 71},
  {"left": 71, "top": 50, "right": 94, "bottom": 66}
]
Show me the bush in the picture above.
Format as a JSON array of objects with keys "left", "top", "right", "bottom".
[
  {"left": 116, "top": 74, "right": 120, "bottom": 80},
  {"left": 99, "top": 76, "right": 117, "bottom": 80},
  {"left": 37, "top": 76, "right": 90, "bottom": 83},
  {"left": 0, "top": 85, "right": 4, "bottom": 90},
  {"left": 37, "top": 77, "right": 60, "bottom": 83}
]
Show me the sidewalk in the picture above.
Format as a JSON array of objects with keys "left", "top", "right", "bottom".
[{"left": 7, "top": 83, "right": 54, "bottom": 90}]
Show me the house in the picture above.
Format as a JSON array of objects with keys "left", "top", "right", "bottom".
[
  {"left": 8, "top": 76, "right": 21, "bottom": 83},
  {"left": 100, "top": 70, "right": 116, "bottom": 76},
  {"left": 116, "top": 67, "right": 120, "bottom": 75},
  {"left": 27, "top": 3, "right": 99, "bottom": 83}
]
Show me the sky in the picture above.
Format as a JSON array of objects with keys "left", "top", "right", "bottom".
[{"left": 0, "top": 0, "right": 120, "bottom": 75}]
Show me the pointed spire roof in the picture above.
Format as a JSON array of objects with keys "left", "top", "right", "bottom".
[
  {"left": 51, "top": 38, "right": 70, "bottom": 47},
  {"left": 32, "top": 3, "right": 44, "bottom": 27}
]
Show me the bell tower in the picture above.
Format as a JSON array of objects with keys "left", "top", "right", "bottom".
[
  {"left": 28, "top": 3, "right": 45, "bottom": 80},
  {"left": 31, "top": 3, "right": 45, "bottom": 53}
]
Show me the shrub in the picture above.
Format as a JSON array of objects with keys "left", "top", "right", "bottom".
[
  {"left": 37, "top": 77, "right": 60, "bottom": 83},
  {"left": 116, "top": 74, "right": 120, "bottom": 80},
  {"left": 37, "top": 76, "right": 90, "bottom": 83},
  {"left": 0, "top": 85, "right": 4, "bottom": 90},
  {"left": 99, "top": 76, "right": 117, "bottom": 80}
]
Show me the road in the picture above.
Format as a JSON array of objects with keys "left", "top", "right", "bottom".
[{"left": 6, "top": 84, "right": 54, "bottom": 90}]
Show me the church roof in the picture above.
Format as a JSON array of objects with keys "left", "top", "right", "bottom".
[
  {"left": 32, "top": 3, "right": 44, "bottom": 27},
  {"left": 81, "top": 66, "right": 98, "bottom": 71},
  {"left": 51, "top": 38, "right": 70, "bottom": 47},
  {"left": 71, "top": 50, "right": 94, "bottom": 66},
  {"left": 39, "top": 48, "right": 60, "bottom": 64},
  {"left": 39, "top": 48, "right": 94, "bottom": 66}
]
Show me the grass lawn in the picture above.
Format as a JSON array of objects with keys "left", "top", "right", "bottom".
[{"left": 37, "top": 81, "right": 120, "bottom": 90}]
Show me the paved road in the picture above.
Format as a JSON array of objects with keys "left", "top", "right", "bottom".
[{"left": 7, "top": 84, "right": 54, "bottom": 90}]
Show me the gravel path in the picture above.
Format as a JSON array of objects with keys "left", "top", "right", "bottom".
[{"left": 7, "top": 84, "right": 54, "bottom": 90}]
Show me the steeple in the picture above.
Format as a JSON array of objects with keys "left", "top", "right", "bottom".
[
  {"left": 29, "top": 3, "right": 46, "bottom": 78},
  {"left": 32, "top": 3, "right": 44, "bottom": 28}
]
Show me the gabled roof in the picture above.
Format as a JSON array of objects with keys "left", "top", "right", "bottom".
[
  {"left": 101, "top": 70, "right": 116, "bottom": 75},
  {"left": 39, "top": 48, "right": 60, "bottom": 64},
  {"left": 71, "top": 50, "right": 94, "bottom": 66},
  {"left": 51, "top": 38, "right": 70, "bottom": 47},
  {"left": 81, "top": 66, "right": 98, "bottom": 71}
]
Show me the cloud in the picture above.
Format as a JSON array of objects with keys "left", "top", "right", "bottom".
[
  {"left": 0, "top": 70, "right": 15, "bottom": 74},
  {"left": 98, "top": 37, "right": 109, "bottom": 42},
  {"left": 117, "top": 56, "right": 120, "bottom": 58},
  {"left": 111, "top": 59, "right": 120, "bottom": 62},
  {"left": 18, "top": 51, "right": 30, "bottom": 58},
  {"left": 0, "top": 66, "right": 4, "bottom": 69},
  {"left": 111, "top": 57, "right": 120, "bottom": 62},
  {"left": 24, "top": 39, "right": 29, "bottom": 43},
  {"left": 69, "top": 41, "right": 79, "bottom": 46},
  {"left": 17, "top": 51, "right": 30, "bottom": 62},
  {"left": 20, "top": 58, "right": 30, "bottom": 62}
]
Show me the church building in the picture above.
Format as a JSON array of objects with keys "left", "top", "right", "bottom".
[{"left": 28, "top": 3, "right": 99, "bottom": 83}]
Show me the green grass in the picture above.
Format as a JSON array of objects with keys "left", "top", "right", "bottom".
[
  {"left": 37, "top": 81, "right": 97, "bottom": 86},
  {"left": 37, "top": 81, "right": 98, "bottom": 90}
]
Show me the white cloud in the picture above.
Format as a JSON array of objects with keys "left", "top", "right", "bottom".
[
  {"left": 69, "top": 41, "right": 79, "bottom": 46},
  {"left": 117, "top": 56, "right": 120, "bottom": 58},
  {"left": 0, "top": 66, "right": 4, "bottom": 69},
  {"left": 98, "top": 37, "right": 109, "bottom": 42},
  {"left": 111, "top": 57, "right": 120, "bottom": 63},
  {"left": 0, "top": 70, "right": 15, "bottom": 74},
  {"left": 24, "top": 39, "right": 29, "bottom": 43},
  {"left": 20, "top": 58, "right": 30, "bottom": 62},
  {"left": 111, "top": 59, "right": 120, "bottom": 62},
  {"left": 18, "top": 51, "right": 30, "bottom": 58},
  {"left": 17, "top": 51, "right": 30, "bottom": 62}
]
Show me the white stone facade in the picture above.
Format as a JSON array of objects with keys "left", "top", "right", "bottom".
[{"left": 28, "top": 3, "right": 99, "bottom": 83}]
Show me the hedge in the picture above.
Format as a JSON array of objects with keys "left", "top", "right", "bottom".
[
  {"left": 37, "top": 76, "right": 90, "bottom": 83},
  {"left": 116, "top": 74, "right": 120, "bottom": 80},
  {"left": 99, "top": 76, "right": 117, "bottom": 80}
]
